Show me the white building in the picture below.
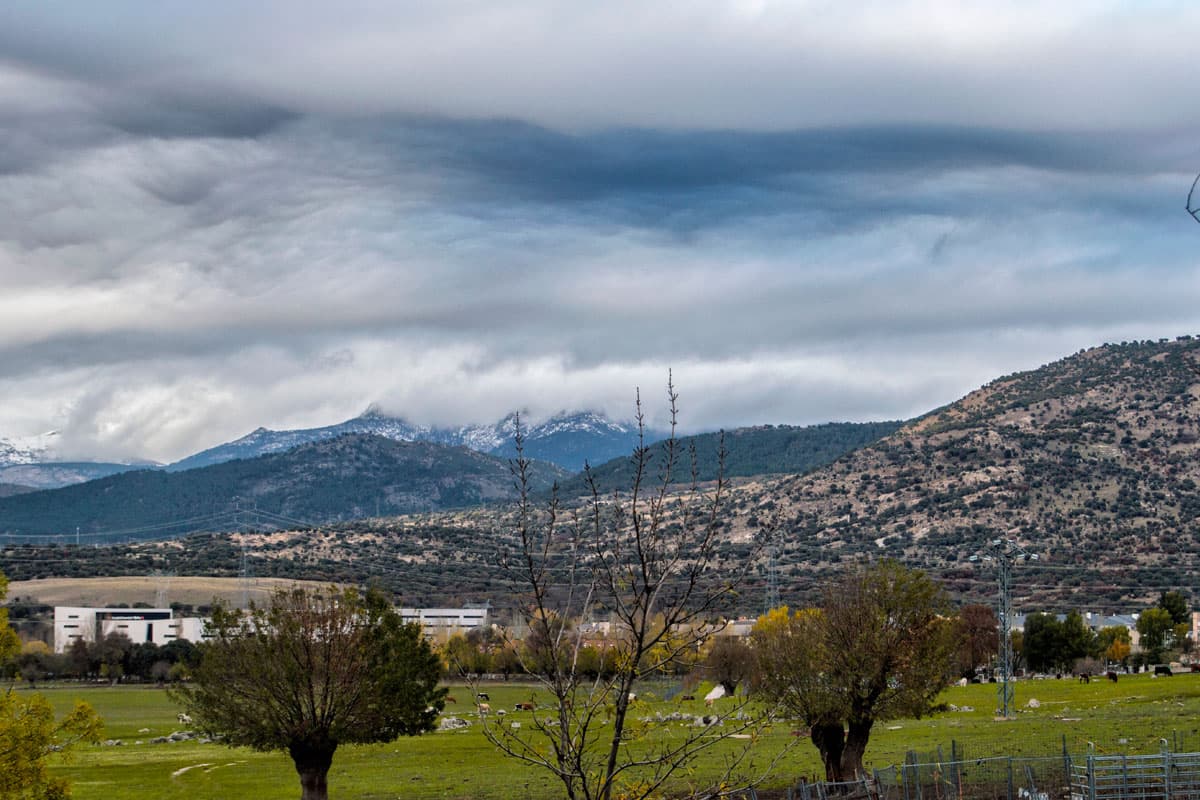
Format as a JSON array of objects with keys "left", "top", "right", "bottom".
[
  {"left": 399, "top": 606, "right": 489, "bottom": 637},
  {"left": 53, "top": 607, "right": 210, "bottom": 653}
]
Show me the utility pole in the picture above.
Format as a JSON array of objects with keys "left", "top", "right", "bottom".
[{"left": 971, "top": 538, "right": 1039, "bottom": 719}]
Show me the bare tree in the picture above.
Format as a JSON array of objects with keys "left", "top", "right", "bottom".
[{"left": 479, "top": 379, "right": 778, "bottom": 800}]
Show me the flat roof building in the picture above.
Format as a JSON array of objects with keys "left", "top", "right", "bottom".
[
  {"left": 399, "top": 606, "right": 489, "bottom": 637},
  {"left": 53, "top": 607, "right": 209, "bottom": 653}
]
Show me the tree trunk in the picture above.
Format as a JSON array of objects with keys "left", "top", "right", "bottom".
[
  {"left": 839, "top": 718, "right": 874, "bottom": 781},
  {"left": 290, "top": 740, "right": 337, "bottom": 800},
  {"left": 810, "top": 721, "right": 846, "bottom": 782}
]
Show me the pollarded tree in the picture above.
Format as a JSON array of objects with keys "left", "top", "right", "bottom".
[
  {"left": 172, "top": 586, "right": 445, "bottom": 800},
  {"left": 752, "top": 607, "right": 847, "bottom": 781},
  {"left": 753, "top": 561, "right": 957, "bottom": 781},
  {"left": 703, "top": 635, "right": 757, "bottom": 696}
]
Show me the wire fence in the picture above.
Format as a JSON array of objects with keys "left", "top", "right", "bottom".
[{"left": 774, "top": 739, "right": 1200, "bottom": 800}]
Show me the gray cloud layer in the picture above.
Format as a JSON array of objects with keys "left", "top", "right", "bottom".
[{"left": 1, "top": 3, "right": 1199, "bottom": 462}]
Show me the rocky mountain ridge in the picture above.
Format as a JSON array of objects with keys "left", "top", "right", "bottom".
[{"left": 168, "top": 407, "right": 645, "bottom": 473}]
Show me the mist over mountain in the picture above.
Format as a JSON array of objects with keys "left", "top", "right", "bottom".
[{"left": 167, "top": 407, "right": 651, "bottom": 473}]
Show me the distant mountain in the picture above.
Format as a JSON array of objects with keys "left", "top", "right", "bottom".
[
  {"left": 0, "top": 430, "right": 62, "bottom": 466},
  {"left": 169, "top": 407, "right": 652, "bottom": 473},
  {"left": 0, "top": 434, "right": 568, "bottom": 539},
  {"left": 552, "top": 421, "right": 905, "bottom": 498},
  {"left": 0, "top": 462, "right": 151, "bottom": 490}
]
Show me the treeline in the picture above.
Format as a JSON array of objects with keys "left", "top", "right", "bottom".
[
  {"left": 553, "top": 421, "right": 903, "bottom": 497},
  {"left": 1019, "top": 591, "right": 1192, "bottom": 674},
  {"left": 12, "top": 634, "right": 201, "bottom": 686}
]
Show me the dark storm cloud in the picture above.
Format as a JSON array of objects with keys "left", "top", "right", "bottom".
[
  {"left": 2, "top": 3, "right": 1200, "bottom": 462},
  {"left": 101, "top": 89, "right": 299, "bottom": 141}
]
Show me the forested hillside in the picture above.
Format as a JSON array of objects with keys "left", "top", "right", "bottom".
[
  {"left": 0, "top": 435, "right": 566, "bottom": 539},
  {"left": 553, "top": 421, "right": 902, "bottom": 497}
]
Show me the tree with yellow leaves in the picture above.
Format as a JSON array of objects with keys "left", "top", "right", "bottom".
[
  {"left": 0, "top": 571, "right": 103, "bottom": 800},
  {"left": 752, "top": 561, "right": 956, "bottom": 782}
]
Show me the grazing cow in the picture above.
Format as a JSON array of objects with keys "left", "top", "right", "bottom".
[
  {"left": 445, "top": 695, "right": 457, "bottom": 704},
  {"left": 477, "top": 703, "right": 491, "bottom": 715},
  {"left": 1077, "top": 673, "right": 1090, "bottom": 684},
  {"left": 515, "top": 702, "right": 536, "bottom": 711},
  {"left": 1155, "top": 665, "right": 1173, "bottom": 677},
  {"left": 177, "top": 713, "right": 193, "bottom": 725},
  {"left": 678, "top": 695, "right": 695, "bottom": 702},
  {"left": 1106, "top": 671, "right": 1118, "bottom": 683},
  {"left": 477, "top": 692, "right": 490, "bottom": 702}
]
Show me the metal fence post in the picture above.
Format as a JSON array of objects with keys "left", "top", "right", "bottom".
[
  {"left": 1007, "top": 756, "right": 1014, "bottom": 800},
  {"left": 951, "top": 740, "right": 962, "bottom": 797},
  {"left": 1162, "top": 739, "right": 1173, "bottom": 800},
  {"left": 1087, "top": 751, "right": 1096, "bottom": 800},
  {"left": 1062, "top": 734, "right": 1071, "bottom": 784}
]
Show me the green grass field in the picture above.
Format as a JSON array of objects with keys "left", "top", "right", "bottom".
[{"left": 34, "top": 674, "right": 1200, "bottom": 799}]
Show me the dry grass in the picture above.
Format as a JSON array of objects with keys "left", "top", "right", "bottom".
[{"left": 8, "top": 576, "right": 339, "bottom": 607}]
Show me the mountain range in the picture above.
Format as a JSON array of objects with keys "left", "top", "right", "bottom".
[
  {"left": 8, "top": 336, "right": 1197, "bottom": 613},
  {"left": 0, "top": 434, "right": 570, "bottom": 538},
  {"left": 167, "top": 407, "right": 649, "bottom": 474},
  {"left": 12, "top": 335, "right": 1200, "bottom": 615},
  {"left": 0, "top": 419, "right": 901, "bottom": 541},
  {"left": 0, "top": 408, "right": 652, "bottom": 489}
]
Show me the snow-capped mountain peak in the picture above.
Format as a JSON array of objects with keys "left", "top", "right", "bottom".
[
  {"left": 166, "top": 407, "right": 656, "bottom": 473},
  {"left": 0, "top": 430, "right": 61, "bottom": 467}
]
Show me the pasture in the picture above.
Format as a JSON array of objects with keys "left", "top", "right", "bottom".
[{"left": 37, "top": 673, "right": 1200, "bottom": 799}]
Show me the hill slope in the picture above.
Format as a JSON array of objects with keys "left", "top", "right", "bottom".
[
  {"left": 719, "top": 336, "right": 1200, "bottom": 609},
  {"left": 0, "top": 434, "right": 567, "bottom": 539},
  {"left": 553, "top": 421, "right": 903, "bottom": 497}
]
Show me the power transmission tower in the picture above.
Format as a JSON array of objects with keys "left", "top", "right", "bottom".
[
  {"left": 971, "top": 538, "right": 1039, "bottom": 718},
  {"left": 240, "top": 542, "right": 251, "bottom": 610},
  {"left": 764, "top": 540, "right": 781, "bottom": 614},
  {"left": 153, "top": 569, "right": 174, "bottom": 608},
  {"left": 233, "top": 497, "right": 253, "bottom": 609}
]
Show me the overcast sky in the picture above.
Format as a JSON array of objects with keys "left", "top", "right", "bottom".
[{"left": 3, "top": 1, "right": 1200, "bottom": 463}]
